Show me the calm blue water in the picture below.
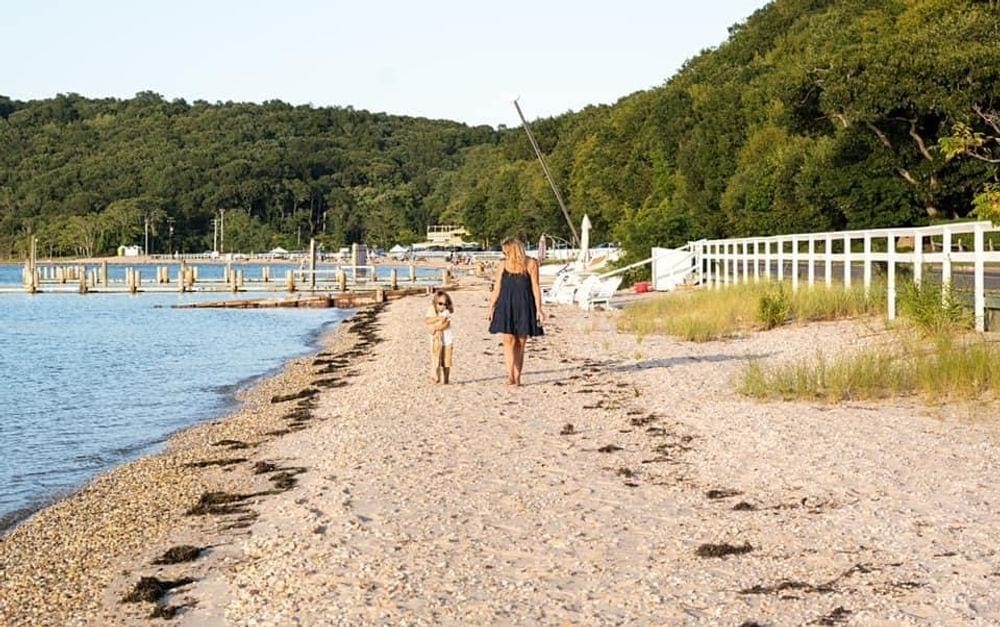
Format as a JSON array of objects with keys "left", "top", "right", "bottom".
[{"left": 0, "top": 287, "right": 352, "bottom": 533}]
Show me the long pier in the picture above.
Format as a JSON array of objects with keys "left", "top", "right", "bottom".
[{"left": 2, "top": 260, "right": 454, "bottom": 297}]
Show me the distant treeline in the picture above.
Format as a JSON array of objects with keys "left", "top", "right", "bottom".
[{"left": 2, "top": 0, "right": 998, "bottom": 262}]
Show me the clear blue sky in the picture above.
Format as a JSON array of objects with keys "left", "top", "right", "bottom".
[{"left": 1, "top": 0, "right": 770, "bottom": 128}]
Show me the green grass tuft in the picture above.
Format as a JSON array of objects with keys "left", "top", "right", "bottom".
[
  {"left": 896, "top": 279, "right": 972, "bottom": 336},
  {"left": 619, "top": 281, "right": 884, "bottom": 341},
  {"left": 740, "top": 336, "right": 1000, "bottom": 404}
]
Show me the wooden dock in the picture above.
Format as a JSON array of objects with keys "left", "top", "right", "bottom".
[{"left": 2, "top": 260, "right": 455, "bottom": 300}]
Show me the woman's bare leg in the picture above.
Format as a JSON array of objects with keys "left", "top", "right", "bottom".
[
  {"left": 512, "top": 336, "right": 528, "bottom": 385},
  {"left": 501, "top": 334, "right": 517, "bottom": 384}
]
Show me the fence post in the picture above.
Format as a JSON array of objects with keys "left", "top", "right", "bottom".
[
  {"left": 974, "top": 223, "right": 985, "bottom": 332},
  {"left": 776, "top": 240, "right": 784, "bottom": 282},
  {"left": 741, "top": 240, "right": 749, "bottom": 284},
  {"left": 791, "top": 236, "right": 799, "bottom": 291},
  {"left": 886, "top": 233, "right": 896, "bottom": 321},
  {"left": 763, "top": 240, "right": 771, "bottom": 281},
  {"left": 309, "top": 239, "right": 317, "bottom": 289},
  {"left": 824, "top": 235, "right": 832, "bottom": 287},
  {"left": 731, "top": 242, "right": 738, "bottom": 285},
  {"left": 753, "top": 240, "right": 760, "bottom": 283},
  {"left": 913, "top": 232, "right": 923, "bottom": 286},
  {"left": 862, "top": 234, "right": 872, "bottom": 294},
  {"left": 715, "top": 242, "right": 722, "bottom": 288},
  {"left": 942, "top": 228, "right": 952, "bottom": 304},
  {"left": 807, "top": 236, "right": 815, "bottom": 287},
  {"left": 705, "top": 243, "right": 714, "bottom": 288},
  {"left": 390, "top": 268, "right": 398, "bottom": 290},
  {"left": 843, "top": 234, "right": 852, "bottom": 288},
  {"left": 722, "top": 242, "right": 732, "bottom": 287}
]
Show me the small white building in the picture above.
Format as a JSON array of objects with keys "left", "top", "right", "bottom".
[{"left": 117, "top": 245, "right": 143, "bottom": 257}]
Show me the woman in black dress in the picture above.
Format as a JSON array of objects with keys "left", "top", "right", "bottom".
[{"left": 487, "top": 238, "right": 545, "bottom": 386}]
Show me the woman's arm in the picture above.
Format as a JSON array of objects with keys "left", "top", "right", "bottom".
[
  {"left": 528, "top": 259, "right": 545, "bottom": 322},
  {"left": 487, "top": 265, "right": 504, "bottom": 321}
]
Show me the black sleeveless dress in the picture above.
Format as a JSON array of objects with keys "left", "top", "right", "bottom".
[{"left": 489, "top": 270, "right": 544, "bottom": 337}]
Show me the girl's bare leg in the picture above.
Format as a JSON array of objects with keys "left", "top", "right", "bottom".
[{"left": 431, "top": 335, "right": 442, "bottom": 383}]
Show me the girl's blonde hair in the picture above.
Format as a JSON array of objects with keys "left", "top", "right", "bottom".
[
  {"left": 433, "top": 289, "right": 454, "bottom": 313},
  {"left": 501, "top": 238, "right": 529, "bottom": 274}
]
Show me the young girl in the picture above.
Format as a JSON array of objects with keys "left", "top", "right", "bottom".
[{"left": 424, "top": 289, "right": 454, "bottom": 384}]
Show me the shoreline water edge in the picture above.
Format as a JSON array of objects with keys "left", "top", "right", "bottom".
[
  {"left": 0, "top": 313, "right": 347, "bottom": 537},
  {"left": 2, "top": 283, "right": 999, "bottom": 624},
  {"left": 0, "top": 301, "right": 380, "bottom": 623}
]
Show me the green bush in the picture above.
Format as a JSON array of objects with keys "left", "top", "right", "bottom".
[
  {"left": 757, "top": 286, "right": 790, "bottom": 330},
  {"left": 897, "top": 279, "right": 972, "bottom": 336}
]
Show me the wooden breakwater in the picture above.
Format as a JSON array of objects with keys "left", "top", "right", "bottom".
[{"left": 171, "top": 287, "right": 429, "bottom": 309}]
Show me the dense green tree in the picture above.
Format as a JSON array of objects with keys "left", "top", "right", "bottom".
[{"left": 0, "top": 93, "right": 492, "bottom": 257}]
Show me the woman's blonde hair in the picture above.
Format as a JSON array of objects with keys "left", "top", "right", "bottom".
[{"left": 501, "top": 238, "right": 529, "bottom": 274}]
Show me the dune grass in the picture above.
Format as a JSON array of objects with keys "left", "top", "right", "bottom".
[
  {"left": 739, "top": 336, "right": 1000, "bottom": 403},
  {"left": 617, "top": 281, "right": 884, "bottom": 342},
  {"left": 738, "top": 278, "right": 993, "bottom": 403},
  {"left": 618, "top": 278, "right": 997, "bottom": 403}
]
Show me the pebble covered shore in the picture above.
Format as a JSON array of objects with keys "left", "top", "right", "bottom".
[{"left": 2, "top": 282, "right": 999, "bottom": 625}]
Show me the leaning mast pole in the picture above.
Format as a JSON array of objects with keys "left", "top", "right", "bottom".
[{"left": 513, "top": 99, "right": 579, "bottom": 246}]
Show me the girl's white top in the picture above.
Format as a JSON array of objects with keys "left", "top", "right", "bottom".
[{"left": 426, "top": 307, "right": 454, "bottom": 346}]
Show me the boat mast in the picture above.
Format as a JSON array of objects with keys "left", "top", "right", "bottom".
[{"left": 513, "top": 99, "right": 579, "bottom": 246}]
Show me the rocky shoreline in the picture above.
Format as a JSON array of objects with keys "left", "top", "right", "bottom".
[{"left": 0, "top": 303, "right": 384, "bottom": 624}]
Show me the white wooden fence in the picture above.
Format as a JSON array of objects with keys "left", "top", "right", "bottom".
[{"left": 693, "top": 221, "right": 1000, "bottom": 332}]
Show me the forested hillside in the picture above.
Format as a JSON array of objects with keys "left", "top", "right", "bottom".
[
  {"left": 0, "top": 95, "right": 495, "bottom": 257},
  {"left": 2, "top": 0, "right": 998, "bottom": 260},
  {"left": 440, "top": 0, "right": 1000, "bottom": 259}
]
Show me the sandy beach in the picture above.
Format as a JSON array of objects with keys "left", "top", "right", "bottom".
[{"left": 1, "top": 281, "right": 999, "bottom": 625}]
